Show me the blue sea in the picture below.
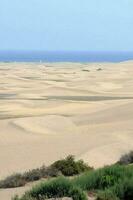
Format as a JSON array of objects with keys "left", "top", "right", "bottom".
[{"left": 0, "top": 51, "right": 133, "bottom": 63}]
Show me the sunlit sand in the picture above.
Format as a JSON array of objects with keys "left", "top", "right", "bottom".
[{"left": 0, "top": 61, "right": 133, "bottom": 179}]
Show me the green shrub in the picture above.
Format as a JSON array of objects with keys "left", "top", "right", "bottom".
[
  {"left": 96, "top": 169, "right": 133, "bottom": 200},
  {"left": 51, "top": 155, "right": 92, "bottom": 176},
  {"left": 76, "top": 160, "right": 92, "bottom": 173},
  {"left": 69, "top": 186, "right": 87, "bottom": 200},
  {"left": 29, "top": 177, "right": 73, "bottom": 198},
  {"left": 73, "top": 164, "right": 133, "bottom": 191},
  {"left": 15, "top": 177, "right": 87, "bottom": 200}
]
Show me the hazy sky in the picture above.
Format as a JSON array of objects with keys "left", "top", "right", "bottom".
[{"left": 0, "top": 0, "right": 133, "bottom": 51}]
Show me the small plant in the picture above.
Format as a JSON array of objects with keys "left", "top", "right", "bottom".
[
  {"left": 29, "top": 177, "right": 73, "bottom": 198},
  {"left": 118, "top": 151, "right": 133, "bottom": 164},
  {"left": 69, "top": 186, "right": 87, "bottom": 200},
  {"left": 51, "top": 155, "right": 92, "bottom": 176}
]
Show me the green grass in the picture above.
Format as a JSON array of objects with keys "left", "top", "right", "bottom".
[
  {"left": 14, "top": 177, "right": 87, "bottom": 200},
  {"left": 13, "top": 164, "right": 133, "bottom": 200},
  {"left": 73, "top": 164, "right": 133, "bottom": 190}
]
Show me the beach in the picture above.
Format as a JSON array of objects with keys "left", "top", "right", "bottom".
[{"left": 0, "top": 61, "right": 133, "bottom": 199}]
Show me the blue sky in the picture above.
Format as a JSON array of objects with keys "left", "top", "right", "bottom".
[{"left": 0, "top": 0, "right": 133, "bottom": 51}]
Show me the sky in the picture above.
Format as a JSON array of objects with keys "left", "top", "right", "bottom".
[{"left": 0, "top": 0, "right": 133, "bottom": 52}]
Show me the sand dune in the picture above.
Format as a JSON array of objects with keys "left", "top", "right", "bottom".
[{"left": 0, "top": 61, "right": 133, "bottom": 199}]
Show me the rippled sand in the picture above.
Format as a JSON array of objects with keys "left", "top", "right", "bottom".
[{"left": 0, "top": 61, "right": 133, "bottom": 199}]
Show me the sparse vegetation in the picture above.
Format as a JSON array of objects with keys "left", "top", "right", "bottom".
[
  {"left": 0, "top": 174, "right": 26, "bottom": 188},
  {"left": 0, "top": 154, "right": 132, "bottom": 200},
  {"left": 97, "top": 68, "right": 102, "bottom": 71},
  {"left": 0, "top": 155, "right": 91, "bottom": 189},
  {"left": 82, "top": 69, "right": 90, "bottom": 72},
  {"left": 27, "top": 177, "right": 87, "bottom": 200},
  {"left": 118, "top": 151, "right": 133, "bottom": 165},
  {"left": 13, "top": 164, "right": 133, "bottom": 200},
  {"left": 72, "top": 164, "right": 133, "bottom": 191}
]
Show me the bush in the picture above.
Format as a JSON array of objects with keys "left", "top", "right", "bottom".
[
  {"left": 118, "top": 151, "right": 133, "bottom": 165},
  {"left": 73, "top": 164, "right": 126, "bottom": 191},
  {"left": 23, "top": 167, "right": 45, "bottom": 182},
  {"left": 0, "top": 166, "right": 59, "bottom": 189},
  {"left": 0, "top": 174, "right": 26, "bottom": 188},
  {"left": 0, "top": 155, "right": 91, "bottom": 189},
  {"left": 29, "top": 177, "right": 72, "bottom": 198},
  {"left": 15, "top": 177, "right": 87, "bottom": 200},
  {"left": 45, "top": 166, "right": 61, "bottom": 177},
  {"left": 69, "top": 186, "right": 87, "bottom": 200},
  {"left": 51, "top": 155, "right": 92, "bottom": 176}
]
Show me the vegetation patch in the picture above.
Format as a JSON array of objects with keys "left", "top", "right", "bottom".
[
  {"left": 13, "top": 164, "right": 133, "bottom": 200},
  {"left": 13, "top": 177, "right": 87, "bottom": 200},
  {"left": 118, "top": 151, "right": 133, "bottom": 165},
  {"left": 0, "top": 174, "right": 26, "bottom": 188},
  {"left": 0, "top": 155, "right": 91, "bottom": 189},
  {"left": 51, "top": 155, "right": 92, "bottom": 176}
]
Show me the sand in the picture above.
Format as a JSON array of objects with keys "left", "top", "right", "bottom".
[{"left": 0, "top": 61, "right": 133, "bottom": 199}]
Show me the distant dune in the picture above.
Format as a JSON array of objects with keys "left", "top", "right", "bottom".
[{"left": 0, "top": 61, "right": 133, "bottom": 199}]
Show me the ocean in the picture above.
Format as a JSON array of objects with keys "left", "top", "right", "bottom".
[{"left": 0, "top": 51, "right": 133, "bottom": 63}]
